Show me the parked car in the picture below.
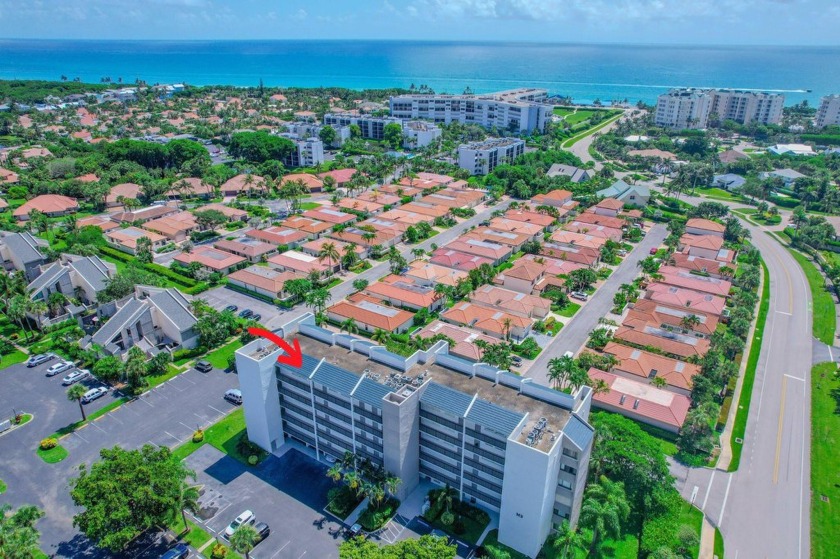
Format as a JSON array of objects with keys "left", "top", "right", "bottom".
[
  {"left": 349, "top": 523, "right": 363, "bottom": 537},
  {"left": 224, "top": 510, "right": 256, "bottom": 539},
  {"left": 254, "top": 521, "right": 270, "bottom": 543},
  {"left": 46, "top": 360, "right": 75, "bottom": 377},
  {"left": 82, "top": 387, "right": 108, "bottom": 403},
  {"left": 251, "top": 314, "right": 262, "bottom": 322},
  {"left": 649, "top": 247, "right": 658, "bottom": 255},
  {"left": 570, "top": 291, "right": 589, "bottom": 301},
  {"left": 563, "top": 351, "right": 574, "bottom": 359},
  {"left": 238, "top": 309, "right": 253, "bottom": 319},
  {"left": 617, "top": 249, "right": 628, "bottom": 257},
  {"left": 160, "top": 544, "right": 189, "bottom": 559},
  {"left": 511, "top": 356, "right": 523, "bottom": 367},
  {"left": 224, "top": 389, "right": 243, "bottom": 405},
  {"left": 26, "top": 353, "right": 57, "bottom": 368},
  {"left": 224, "top": 305, "right": 238, "bottom": 313},
  {"left": 62, "top": 369, "right": 91, "bottom": 385},
  {"left": 195, "top": 361, "right": 212, "bottom": 373}
]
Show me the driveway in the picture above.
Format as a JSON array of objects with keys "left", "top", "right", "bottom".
[
  {"left": 0, "top": 363, "right": 240, "bottom": 558},
  {"left": 526, "top": 223, "right": 668, "bottom": 385},
  {"left": 187, "top": 446, "right": 346, "bottom": 559}
]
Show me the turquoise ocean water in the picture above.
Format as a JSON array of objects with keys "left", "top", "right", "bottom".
[{"left": 1, "top": 40, "right": 838, "bottom": 105}]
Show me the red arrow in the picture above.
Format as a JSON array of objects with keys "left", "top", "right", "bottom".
[{"left": 247, "top": 327, "right": 303, "bottom": 368}]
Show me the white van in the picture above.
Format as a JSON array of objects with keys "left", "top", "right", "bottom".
[{"left": 224, "top": 389, "right": 242, "bottom": 405}]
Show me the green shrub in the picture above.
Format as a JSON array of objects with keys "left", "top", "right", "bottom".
[
  {"left": 40, "top": 437, "right": 58, "bottom": 450},
  {"left": 358, "top": 497, "right": 400, "bottom": 531},
  {"left": 248, "top": 455, "right": 258, "bottom": 466},
  {"left": 192, "top": 429, "right": 204, "bottom": 443},
  {"left": 210, "top": 543, "right": 227, "bottom": 559}
]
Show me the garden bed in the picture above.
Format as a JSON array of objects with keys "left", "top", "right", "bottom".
[
  {"left": 357, "top": 496, "right": 400, "bottom": 532},
  {"left": 325, "top": 485, "right": 364, "bottom": 520}
]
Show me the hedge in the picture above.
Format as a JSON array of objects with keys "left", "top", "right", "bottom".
[
  {"left": 768, "top": 195, "right": 800, "bottom": 209},
  {"left": 145, "top": 262, "right": 198, "bottom": 287},
  {"left": 98, "top": 245, "right": 207, "bottom": 293},
  {"left": 800, "top": 134, "right": 840, "bottom": 146}
]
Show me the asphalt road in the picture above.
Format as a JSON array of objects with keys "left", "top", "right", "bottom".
[
  {"left": 660, "top": 190, "right": 813, "bottom": 559},
  {"left": 526, "top": 223, "right": 668, "bottom": 385}
]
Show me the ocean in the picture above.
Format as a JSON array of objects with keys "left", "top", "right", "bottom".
[{"left": 0, "top": 39, "right": 838, "bottom": 105}]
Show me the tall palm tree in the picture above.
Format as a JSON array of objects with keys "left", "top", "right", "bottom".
[
  {"left": 326, "top": 463, "right": 343, "bottom": 483},
  {"left": 579, "top": 476, "right": 630, "bottom": 557},
  {"left": 340, "top": 318, "right": 359, "bottom": 335},
  {"left": 383, "top": 474, "right": 401, "bottom": 497},
  {"left": 680, "top": 314, "right": 701, "bottom": 332},
  {"left": 553, "top": 521, "right": 586, "bottom": 559},
  {"left": 67, "top": 383, "right": 88, "bottom": 422},
  {"left": 371, "top": 329, "right": 389, "bottom": 344},
  {"left": 175, "top": 480, "right": 200, "bottom": 534},
  {"left": 344, "top": 470, "right": 362, "bottom": 496},
  {"left": 501, "top": 318, "right": 513, "bottom": 341},
  {"left": 318, "top": 242, "right": 340, "bottom": 273}
]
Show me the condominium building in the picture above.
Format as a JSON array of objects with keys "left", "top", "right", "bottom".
[
  {"left": 280, "top": 135, "right": 325, "bottom": 167},
  {"left": 655, "top": 88, "right": 785, "bottom": 128},
  {"left": 816, "top": 95, "right": 840, "bottom": 129},
  {"left": 323, "top": 113, "right": 403, "bottom": 141},
  {"left": 236, "top": 325, "right": 595, "bottom": 558},
  {"left": 458, "top": 138, "right": 526, "bottom": 175},
  {"left": 389, "top": 88, "right": 551, "bottom": 133},
  {"left": 654, "top": 89, "right": 713, "bottom": 129},
  {"left": 402, "top": 120, "right": 442, "bottom": 148},
  {"left": 708, "top": 90, "right": 784, "bottom": 125}
]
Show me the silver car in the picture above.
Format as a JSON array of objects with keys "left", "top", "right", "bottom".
[
  {"left": 82, "top": 387, "right": 108, "bottom": 403},
  {"left": 46, "top": 360, "right": 75, "bottom": 377},
  {"left": 62, "top": 369, "right": 91, "bottom": 385}
]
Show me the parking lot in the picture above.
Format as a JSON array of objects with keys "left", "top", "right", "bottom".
[
  {"left": 0, "top": 359, "right": 242, "bottom": 558},
  {"left": 186, "top": 445, "right": 347, "bottom": 559},
  {"left": 201, "top": 285, "right": 288, "bottom": 330}
]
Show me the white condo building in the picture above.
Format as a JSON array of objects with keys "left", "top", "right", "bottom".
[
  {"left": 322, "top": 114, "right": 442, "bottom": 149},
  {"left": 389, "top": 88, "right": 551, "bottom": 133},
  {"left": 816, "top": 95, "right": 840, "bottom": 129},
  {"left": 235, "top": 320, "right": 595, "bottom": 559},
  {"left": 280, "top": 135, "right": 325, "bottom": 167},
  {"left": 458, "top": 138, "right": 526, "bottom": 175},
  {"left": 655, "top": 88, "right": 785, "bottom": 129}
]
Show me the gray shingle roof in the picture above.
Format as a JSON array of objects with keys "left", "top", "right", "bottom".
[
  {"left": 564, "top": 414, "right": 594, "bottom": 451},
  {"left": 27, "top": 261, "right": 67, "bottom": 295},
  {"left": 2, "top": 232, "right": 46, "bottom": 264},
  {"left": 92, "top": 298, "right": 148, "bottom": 345},
  {"left": 421, "top": 382, "right": 473, "bottom": 417},
  {"left": 148, "top": 289, "right": 196, "bottom": 331},
  {"left": 466, "top": 399, "right": 523, "bottom": 439},
  {"left": 69, "top": 256, "right": 111, "bottom": 293}
]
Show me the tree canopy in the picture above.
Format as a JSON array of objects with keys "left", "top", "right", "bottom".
[
  {"left": 228, "top": 131, "right": 295, "bottom": 163},
  {"left": 339, "top": 535, "right": 455, "bottom": 559}
]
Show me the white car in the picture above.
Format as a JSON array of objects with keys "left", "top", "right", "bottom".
[
  {"left": 46, "top": 360, "right": 75, "bottom": 377},
  {"left": 81, "top": 386, "right": 108, "bottom": 403},
  {"left": 224, "top": 510, "right": 255, "bottom": 539},
  {"left": 62, "top": 369, "right": 91, "bottom": 385},
  {"left": 26, "top": 353, "right": 57, "bottom": 368},
  {"left": 570, "top": 291, "right": 589, "bottom": 301}
]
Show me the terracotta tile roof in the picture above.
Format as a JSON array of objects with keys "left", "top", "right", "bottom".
[
  {"left": 405, "top": 261, "right": 469, "bottom": 286},
  {"left": 74, "top": 173, "right": 100, "bottom": 183},
  {"left": 523, "top": 254, "right": 586, "bottom": 277},
  {"left": 329, "top": 226, "right": 399, "bottom": 247},
  {"left": 364, "top": 275, "right": 441, "bottom": 309},
  {"left": 378, "top": 184, "right": 422, "bottom": 198},
  {"left": 625, "top": 298, "right": 719, "bottom": 337},
  {"left": 503, "top": 209, "right": 555, "bottom": 228},
  {"left": 110, "top": 205, "right": 179, "bottom": 223},
  {"left": 247, "top": 226, "right": 310, "bottom": 246},
  {"left": 445, "top": 238, "right": 512, "bottom": 261},
  {"left": 195, "top": 203, "right": 248, "bottom": 220},
  {"left": 0, "top": 167, "right": 19, "bottom": 183},
  {"left": 357, "top": 191, "right": 400, "bottom": 206},
  {"left": 77, "top": 215, "right": 119, "bottom": 232},
  {"left": 377, "top": 209, "right": 435, "bottom": 224},
  {"left": 539, "top": 243, "right": 600, "bottom": 266},
  {"left": 280, "top": 173, "right": 323, "bottom": 191},
  {"left": 487, "top": 217, "right": 543, "bottom": 237},
  {"left": 400, "top": 201, "right": 450, "bottom": 218},
  {"left": 106, "top": 183, "right": 142, "bottom": 205},
  {"left": 588, "top": 368, "right": 690, "bottom": 429},
  {"left": 501, "top": 260, "right": 546, "bottom": 282},
  {"left": 106, "top": 226, "right": 166, "bottom": 249},
  {"left": 327, "top": 295, "right": 415, "bottom": 330},
  {"left": 595, "top": 197, "right": 624, "bottom": 211},
  {"left": 686, "top": 218, "right": 726, "bottom": 234},
  {"left": 214, "top": 238, "right": 277, "bottom": 258},
  {"left": 142, "top": 211, "right": 198, "bottom": 238},
  {"left": 574, "top": 210, "right": 626, "bottom": 230},
  {"left": 174, "top": 246, "right": 246, "bottom": 271},
  {"left": 220, "top": 174, "right": 267, "bottom": 194},
  {"left": 462, "top": 227, "right": 530, "bottom": 248},
  {"left": 614, "top": 324, "right": 710, "bottom": 358},
  {"left": 656, "top": 266, "right": 732, "bottom": 297},
  {"left": 337, "top": 198, "right": 385, "bottom": 214},
  {"left": 668, "top": 253, "right": 729, "bottom": 276},
  {"left": 167, "top": 177, "right": 213, "bottom": 198},
  {"left": 602, "top": 341, "right": 700, "bottom": 391},
  {"left": 644, "top": 284, "right": 726, "bottom": 317},
  {"left": 280, "top": 216, "right": 333, "bottom": 235},
  {"left": 228, "top": 266, "right": 301, "bottom": 294},
  {"left": 300, "top": 237, "right": 366, "bottom": 258},
  {"left": 318, "top": 168, "right": 357, "bottom": 184},
  {"left": 531, "top": 189, "right": 573, "bottom": 206},
  {"left": 301, "top": 208, "right": 356, "bottom": 225},
  {"left": 469, "top": 285, "right": 550, "bottom": 317},
  {"left": 13, "top": 194, "right": 79, "bottom": 218},
  {"left": 565, "top": 221, "right": 623, "bottom": 241},
  {"left": 441, "top": 302, "right": 530, "bottom": 338},
  {"left": 680, "top": 234, "right": 724, "bottom": 251},
  {"left": 417, "top": 320, "right": 499, "bottom": 362},
  {"left": 550, "top": 230, "right": 608, "bottom": 250}
]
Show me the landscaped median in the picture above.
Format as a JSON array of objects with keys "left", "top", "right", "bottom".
[
  {"left": 170, "top": 408, "right": 266, "bottom": 466},
  {"left": 811, "top": 361, "right": 840, "bottom": 559},
  {"left": 561, "top": 111, "right": 623, "bottom": 148},
  {"left": 786, "top": 248, "right": 836, "bottom": 345},
  {"left": 728, "top": 259, "right": 770, "bottom": 471}
]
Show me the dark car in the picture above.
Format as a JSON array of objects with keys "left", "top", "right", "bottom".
[
  {"left": 224, "top": 305, "right": 238, "bottom": 313},
  {"left": 195, "top": 360, "right": 212, "bottom": 373},
  {"left": 649, "top": 247, "right": 658, "bottom": 255},
  {"left": 238, "top": 309, "right": 253, "bottom": 319},
  {"left": 160, "top": 543, "right": 189, "bottom": 559},
  {"left": 254, "top": 521, "right": 270, "bottom": 543},
  {"left": 251, "top": 314, "right": 262, "bottom": 322}
]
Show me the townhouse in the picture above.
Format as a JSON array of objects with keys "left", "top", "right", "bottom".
[
  {"left": 364, "top": 275, "right": 443, "bottom": 312},
  {"left": 326, "top": 294, "right": 415, "bottom": 334},
  {"left": 227, "top": 266, "right": 303, "bottom": 300},
  {"left": 27, "top": 254, "right": 116, "bottom": 307},
  {"left": 174, "top": 245, "right": 247, "bottom": 274},
  {"left": 0, "top": 231, "right": 48, "bottom": 280},
  {"left": 469, "top": 284, "right": 550, "bottom": 319},
  {"left": 13, "top": 194, "right": 79, "bottom": 221},
  {"left": 246, "top": 226, "right": 310, "bottom": 248},
  {"left": 105, "top": 227, "right": 167, "bottom": 255},
  {"left": 602, "top": 342, "right": 700, "bottom": 397},
  {"left": 441, "top": 302, "right": 531, "bottom": 341}
]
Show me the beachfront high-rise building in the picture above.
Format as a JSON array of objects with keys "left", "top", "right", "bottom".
[
  {"left": 708, "top": 90, "right": 784, "bottom": 125},
  {"left": 235, "top": 330, "right": 595, "bottom": 559},
  {"left": 458, "top": 138, "right": 526, "bottom": 175},
  {"left": 655, "top": 88, "right": 785, "bottom": 129},
  {"left": 816, "top": 95, "right": 840, "bottom": 129},
  {"left": 654, "top": 89, "right": 713, "bottom": 129},
  {"left": 389, "top": 88, "right": 551, "bottom": 134}
]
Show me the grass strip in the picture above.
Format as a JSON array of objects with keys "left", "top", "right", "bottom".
[
  {"left": 51, "top": 397, "right": 131, "bottom": 438},
  {"left": 787, "top": 248, "right": 836, "bottom": 345},
  {"left": 811, "top": 361, "right": 840, "bottom": 559},
  {"left": 714, "top": 526, "right": 725, "bottom": 559},
  {"left": 728, "top": 258, "right": 770, "bottom": 471},
  {"left": 561, "top": 112, "right": 623, "bottom": 148},
  {"left": 37, "top": 444, "right": 68, "bottom": 464}
]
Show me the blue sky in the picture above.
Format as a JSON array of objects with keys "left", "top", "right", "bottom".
[{"left": 0, "top": 0, "right": 838, "bottom": 45}]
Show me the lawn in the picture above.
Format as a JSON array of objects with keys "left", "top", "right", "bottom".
[
  {"left": 811, "top": 361, "right": 840, "bottom": 559},
  {"left": 788, "top": 248, "right": 836, "bottom": 345},
  {"left": 205, "top": 339, "right": 244, "bottom": 370},
  {"left": 299, "top": 201, "right": 322, "bottom": 210},
  {"left": 700, "top": 187, "right": 741, "bottom": 201},
  {"left": 171, "top": 408, "right": 266, "bottom": 466},
  {"left": 483, "top": 529, "right": 530, "bottom": 559},
  {"left": 563, "top": 110, "right": 598, "bottom": 125},
  {"left": 146, "top": 363, "right": 185, "bottom": 390},
  {"left": 169, "top": 514, "right": 242, "bottom": 559},
  {"left": 714, "top": 527, "right": 725, "bottom": 559},
  {"left": 0, "top": 348, "right": 28, "bottom": 370},
  {"left": 555, "top": 302, "right": 581, "bottom": 318},
  {"left": 729, "top": 259, "right": 769, "bottom": 471},
  {"left": 637, "top": 422, "right": 679, "bottom": 457},
  {"left": 0, "top": 479, "right": 6, "bottom": 494},
  {"left": 36, "top": 444, "right": 68, "bottom": 464},
  {"left": 561, "top": 112, "right": 623, "bottom": 148}
]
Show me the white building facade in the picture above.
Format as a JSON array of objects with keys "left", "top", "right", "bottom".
[
  {"left": 458, "top": 138, "right": 526, "bottom": 175},
  {"left": 236, "top": 326, "right": 594, "bottom": 559},
  {"left": 654, "top": 89, "right": 713, "bottom": 129},
  {"left": 389, "top": 88, "right": 550, "bottom": 133},
  {"left": 656, "top": 88, "right": 785, "bottom": 129},
  {"left": 816, "top": 95, "right": 840, "bottom": 129}
]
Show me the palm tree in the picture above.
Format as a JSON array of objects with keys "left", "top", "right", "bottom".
[
  {"left": 344, "top": 470, "right": 362, "bottom": 496},
  {"left": 318, "top": 242, "right": 340, "bottom": 273},
  {"left": 326, "top": 463, "right": 343, "bottom": 483},
  {"left": 501, "top": 318, "right": 513, "bottom": 341},
  {"left": 434, "top": 283, "right": 452, "bottom": 306},
  {"left": 371, "top": 329, "right": 389, "bottom": 344},
  {"left": 553, "top": 520, "right": 586, "bottom": 559},
  {"left": 383, "top": 474, "right": 401, "bottom": 497},
  {"left": 680, "top": 314, "right": 701, "bottom": 332},
  {"left": 579, "top": 476, "right": 630, "bottom": 557},
  {"left": 340, "top": 318, "right": 359, "bottom": 335},
  {"left": 548, "top": 356, "right": 575, "bottom": 390},
  {"left": 67, "top": 383, "right": 88, "bottom": 422},
  {"left": 651, "top": 376, "right": 668, "bottom": 389},
  {"left": 47, "top": 291, "right": 68, "bottom": 318},
  {"left": 175, "top": 479, "right": 200, "bottom": 534},
  {"left": 230, "top": 524, "right": 259, "bottom": 559}
]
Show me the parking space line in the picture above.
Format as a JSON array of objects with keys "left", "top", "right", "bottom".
[
  {"left": 180, "top": 421, "right": 197, "bottom": 432},
  {"left": 164, "top": 431, "right": 181, "bottom": 443},
  {"left": 208, "top": 404, "right": 227, "bottom": 416},
  {"left": 89, "top": 420, "right": 107, "bottom": 432},
  {"left": 180, "top": 374, "right": 197, "bottom": 384},
  {"left": 73, "top": 430, "right": 89, "bottom": 443},
  {"left": 139, "top": 396, "right": 154, "bottom": 407},
  {"left": 108, "top": 412, "right": 124, "bottom": 424},
  {"left": 270, "top": 541, "right": 291, "bottom": 558}
]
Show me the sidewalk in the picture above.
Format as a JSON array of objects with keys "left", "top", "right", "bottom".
[{"left": 699, "top": 516, "right": 717, "bottom": 559}]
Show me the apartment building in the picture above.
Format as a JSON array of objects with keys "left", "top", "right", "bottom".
[
  {"left": 816, "top": 95, "right": 840, "bottom": 129},
  {"left": 402, "top": 120, "right": 442, "bottom": 148},
  {"left": 655, "top": 88, "right": 784, "bottom": 128},
  {"left": 323, "top": 113, "right": 403, "bottom": 141},
  {"left": 236, "top": 330, "right": 594, "bottom": 558},
  {"left": 280, "top": 135, "right": 325, "bottom": 167},
  {"left": 389, "top": 88, "right": 550, "bottom": 133},
  {"left": 458, "top": 138, "right": 525, "bottom": 175}
]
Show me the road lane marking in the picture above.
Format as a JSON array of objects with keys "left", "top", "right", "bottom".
[
  {"left": 702, "top": 469, "right": 716, "bottom": 510},
  {"left": 755, "top": 304, "right": 778, "bottom": 423},
  {"left": 719, "top": 474, "right": 733, "bottom": 524},
  {"left": 784, "top": 374, "right": 805, "bottom": 382},
  {"left": 829, "top": 346, "right": 834, "bottom": 362},
  {"left": 776, "top": 311, "right": 792, "bottom": 316},
  {"left": 690, "top": 485, "right": 698, "bottom": 504},
  {"left": 773, "top": 376, "right": 788, "bottom": 484}
]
